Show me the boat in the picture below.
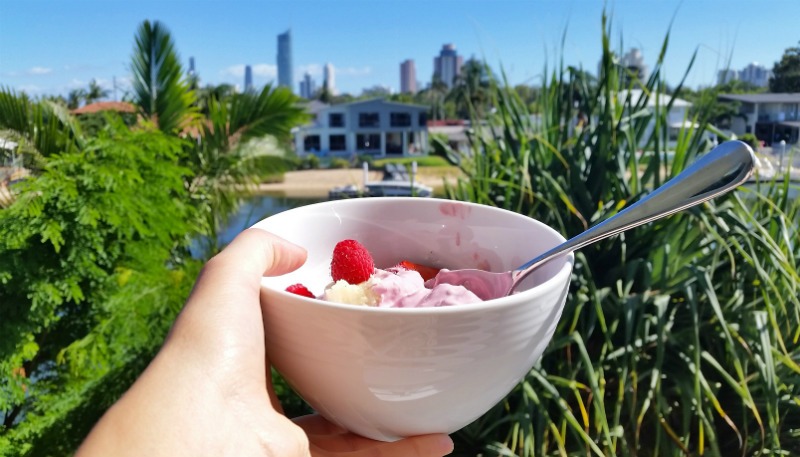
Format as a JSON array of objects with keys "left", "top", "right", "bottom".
[{"left": 328, "top": 162, "right": 433, "bottom": 199}]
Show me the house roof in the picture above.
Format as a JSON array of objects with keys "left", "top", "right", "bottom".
[
  {"left": 333, "top": 97, "right": 428, "bottom": 111},
  {"left": 71, "top": 101, "right": 136, "bottom": 115},
  {"left": 718, "top": 93, "right": 800, "bottom": 104},
  {"left": 618, "top": 89, "right": 692, "bottom": 108}
]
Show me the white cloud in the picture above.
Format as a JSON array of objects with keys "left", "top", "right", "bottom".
[
  {"left": 337, "top": 66, "right": 372, "bottom": 77},
  {"left": 252, "top": 64, "right": 277, "bottom": 78},
  {"left": 297, "top": 64, "right": 322, "bottom": 77},
  {"left": 222, "top": 63, "right": 276, "bottom": 79},
  {"left": 222, "top": 64, "right": 246, "bottom": 77},
  {"left": 27, "top": 66, "right": 52, "bottom": 75}
]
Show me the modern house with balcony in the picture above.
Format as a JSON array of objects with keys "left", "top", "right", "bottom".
[
  {"left": 718, "top": 93, "right": 800, "bottom": 145},
  {"left": 293, "top": 98, "right": 429, "bottom": 158}
]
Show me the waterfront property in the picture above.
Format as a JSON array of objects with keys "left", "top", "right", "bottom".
[
  {"left": 293, "top": 98, "right": 429, "bottom": 158},
  {"left": 718, "top": 92, "right": 800, "bottom": 146}
]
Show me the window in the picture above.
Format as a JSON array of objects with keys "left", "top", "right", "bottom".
[
  {"left": 390, "top": 112, "right": 411, "bottom": 127},
  {"left": 329, "top": 134, "right": 346, "bottom": 151},
  {"left": 304, "top": 135, "right": 321, "bottom": 152},
  {"left": 356, "top": 133, "right": 381, "bottom": 151},
  {"left": 418, "top": 112, "right": 427, "bottom": 126},
  {"left": 329, "top": 113, "right": 344, "bottom": 127},
  {"left": 359, "top": 112, "right": 380, "bottom": 127},
  {"left": 386, "top": 132, "right": 403, "bottom": 154}
]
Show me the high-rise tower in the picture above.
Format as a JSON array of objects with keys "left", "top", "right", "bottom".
[
  {"left": 277, "top": 30, "right": 293, "bottom": 91},
  {"left": 433, "top": 44, "right": 462, "bottom": 89},
  {"left": 323, "top": 63, "right": 337, "bottom": 96},
  {"left": 400, "top": 59, "right": 417, "bottom": 94},
  {"left": 299, "top": 72, "right": 316, "bottom": 99},
  {"left": 244, "top": 65, "right": 253, "bottom": 92}
]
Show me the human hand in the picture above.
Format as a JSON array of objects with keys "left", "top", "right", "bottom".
[{"left": 77, "top": 228, "right": 453, "bottom": 457}]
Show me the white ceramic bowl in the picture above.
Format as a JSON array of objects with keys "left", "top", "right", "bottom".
[{"left": 257, "top": 197, "right": 573, "bottom": 441}]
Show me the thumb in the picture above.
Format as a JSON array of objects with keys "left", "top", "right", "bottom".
[{"left": 214, "top": 228, "right": 307, "bottom": 279}]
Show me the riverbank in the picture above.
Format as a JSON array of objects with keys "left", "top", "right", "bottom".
[{"left": 254, "top": 167, "right": 463, "bottom": 198}]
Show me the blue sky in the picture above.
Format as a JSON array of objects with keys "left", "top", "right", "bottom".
[{"left": 2, "top": 0, "right": 799, "bottom": 99}]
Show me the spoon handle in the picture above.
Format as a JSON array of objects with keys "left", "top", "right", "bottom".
[{"left": 511, "top": 140, "right": 756, "bottom": 288}]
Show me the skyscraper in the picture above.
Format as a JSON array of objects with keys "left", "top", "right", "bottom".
[
  {"left": 323, "top": 63, "right": 337, "bottom": 95},
  {"left": 244, "top": 65, "right": 253, "bottom": 92},
  {"left": 277, "top": 29, "right": 293, "bottom": 91},
  {"left": 400, "top": 59, "right": 417, "bottom": 94},
  {"left": 739, "top": 62, "right": 772, "bottom": 87},
  {"left": 299, "top": 72, "right": 316, "bottom": 99},
  {"left": 433, "top": 44, "right": 462, "bottom": 89}
]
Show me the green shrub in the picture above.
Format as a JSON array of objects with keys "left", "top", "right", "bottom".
[
  {"left": 739, "top": 132, "right": 760, "bottom": 150},
  {"left": 446, "top": 12, "right": 800, "bottom": 457},
  {"left": 372, "top": 155, "right": 450, "bottom": 168},
  {"left": 329, "top": 157, "right": 350, "bottom": 169},
  {"left": 299, "top": 154, "right": 320, "bottom": 170}
]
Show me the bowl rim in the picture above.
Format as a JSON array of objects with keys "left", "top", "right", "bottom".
[{"left": 256, "top": 197, "right": 574, "bottom": 315}]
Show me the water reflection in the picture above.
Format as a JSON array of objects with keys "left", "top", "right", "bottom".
[{"left": 192, "top": 193, "right": 323, "bottom": 258}]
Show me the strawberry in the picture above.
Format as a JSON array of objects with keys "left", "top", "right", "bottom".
[
  {"left": 331, "top": 239, "right": 374, "bottom": 284},
  {"left": 396, "top": 260, "right": 441, "bottom": 282},
  {"left": 286, "top": 283, "right": 314, "bottom": 298}
]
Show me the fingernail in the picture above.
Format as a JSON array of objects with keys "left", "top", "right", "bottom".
[{"left": 437, "top": 434, "right": 454, "bottom": 454}]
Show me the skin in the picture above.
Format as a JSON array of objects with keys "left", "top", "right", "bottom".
[{"left": 77, "top": 228, "right": 454, "bottom": 457}]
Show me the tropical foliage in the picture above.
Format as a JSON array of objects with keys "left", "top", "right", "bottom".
[
  {"left": 769, "top": 41, "right": 800, "bottom": 93},
  {"left": 444, "top": 13, "right": 800, "bottom": 456},
  {"left": 0, "top": 19, "right": 307, "bottom": 455}
]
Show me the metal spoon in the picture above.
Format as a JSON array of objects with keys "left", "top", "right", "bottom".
[{"left": 428, "top": 140, "right": 757, "bottom": 300}]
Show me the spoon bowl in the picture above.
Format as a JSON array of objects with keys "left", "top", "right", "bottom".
[{"left": 429, "top": 140, "right": 757, "bottom": 300}]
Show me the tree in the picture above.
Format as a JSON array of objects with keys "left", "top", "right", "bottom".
[
  {"left": 67, "top": 88, "right": 85, "bottom": 109},
  {"left": 130, "top": 20, "right": 197, "bottom": 133},
  {"left": 0, "top": 112, "right": 202, "bottom": 453},
  {"left": 84, "top": 79, "right": 110, "bottom": 105},
  {"left": 317, "top": 79, "right": 332, "bottom": 103},
  {"left": 447, "top": 58, "right": 495, "bottom": 119},
  {"left": 0, "top": 19, "right": 309, "bottom": 453},
  {"left": 769, "top": 42, "right": 800, "bottom": 92},
  {"left": 127, "top": 20, "right": 307, "bottom": 247}
]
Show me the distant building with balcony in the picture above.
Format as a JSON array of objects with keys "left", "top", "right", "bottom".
[
  {"left": 433, "top": 44, "right": 463, "bottom": 89},
  {"left": 718, "top": 93, "right": 800, "bottom": 145},
  {"left": 294, "top": 98, "right": 429, "bottom": 158}
]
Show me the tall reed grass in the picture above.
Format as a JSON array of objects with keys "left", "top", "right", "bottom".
[{"left": 446, "top": 13, "right": 800, "bottom": 457}]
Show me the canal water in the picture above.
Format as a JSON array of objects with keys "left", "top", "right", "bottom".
[{"left": 193, "top": 193, "right": 323, "bottom": 258}]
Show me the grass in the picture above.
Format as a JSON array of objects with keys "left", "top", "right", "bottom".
[{"left": 443, "top": 12, "right": 800, "bottom": 457}]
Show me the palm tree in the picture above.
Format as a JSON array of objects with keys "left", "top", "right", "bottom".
[
  {"left": 67, "top": 88, "right": 85, "bottom": 109},
  {"left": 419, "top": 76, "right": 449, "bottom": 120},
  {"left": 447, "top": 58, "right": 494, "bottom": 119},
  {"left": 128, "top": 19, "right": 308, "bottom": 246},
  {"left": 84, "top": 79, "right": 110, "bottom": 105},
  {"left": 130, "top": 20, "right": 197, "bottom": 133}
]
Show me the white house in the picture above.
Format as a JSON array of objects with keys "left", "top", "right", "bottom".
[
  {"left": 617, "top": 89, "right": 696, "bottom": 149},
  {"left": 718, "top": 93, "right": 800, "bottom": 145},
  {"left": 293, "top": 98, "right": 429, "bottom": 158}
]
